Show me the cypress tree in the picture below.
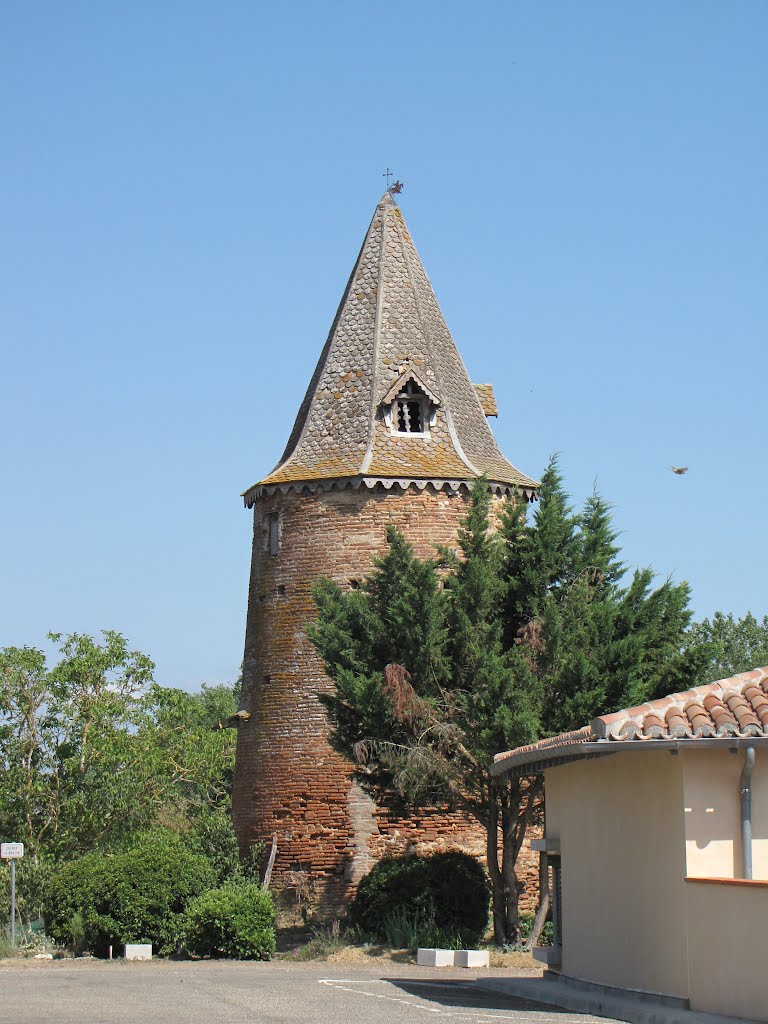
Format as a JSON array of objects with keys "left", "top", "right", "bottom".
[{"left": 311, "top": 458, "right": 705, "bottom": 945}]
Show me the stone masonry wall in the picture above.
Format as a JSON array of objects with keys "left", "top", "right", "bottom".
[{"left": 232, "top": 483, "right": 540, "bottom": 918}]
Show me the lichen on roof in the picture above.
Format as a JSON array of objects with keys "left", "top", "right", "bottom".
[{"left": 244, "top": 192, "right": 537, "bottom": 499}]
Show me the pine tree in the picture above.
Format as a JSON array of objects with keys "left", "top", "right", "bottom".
[
  {"left": 312, "top": 483, "right": 543, "bottom": 942},
  {"left": 577, "top": 487, "right": 625, "bottom": 589},
  {"left": 310, "top": 461, "right": 705, "bottom": 945},
  {"left": 444, "top": 481, "right": 542, "bottom": 943}
]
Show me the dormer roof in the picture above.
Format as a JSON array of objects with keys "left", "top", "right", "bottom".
[
  {"left": 244, "top": 192, "right": 537, "bottom": 504},
  {"left": 381, "top": 366, "right": 440, "bottom": 407}
]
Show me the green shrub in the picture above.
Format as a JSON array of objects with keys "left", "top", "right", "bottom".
[
  {"left": 43, "top": 830, "right": 217, "bottom": 956},
  {"left": 348, "top": 851, "right": 490, "bottom": 947},
  {"left": 183, "top": 882, "right": 275, "bottom": 960}
]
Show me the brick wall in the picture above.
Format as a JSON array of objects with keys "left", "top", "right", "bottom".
[{"left": 232, "top": 483, "right": 541, "bottom": 917}]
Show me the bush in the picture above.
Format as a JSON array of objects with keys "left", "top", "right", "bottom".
[
  {"left": 43, "top": 830, "right": 217, "bottom": 956},
  {"left": 348, "top": 851, "right": 490, "bottom": 947},
  {"left": 183, "top": 882, "right": 275, "bottom": 960}
]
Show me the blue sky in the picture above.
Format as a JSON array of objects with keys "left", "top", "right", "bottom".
[{"left": 2, "top": 1, "right": 766, "bottom": 688}]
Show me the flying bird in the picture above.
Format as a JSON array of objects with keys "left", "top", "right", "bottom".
[{"left": 670, "top": 466, "right": 688, "bottom": 475}]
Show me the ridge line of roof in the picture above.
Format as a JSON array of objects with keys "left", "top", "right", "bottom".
[
  {"left": 360, "top": 202, "right": 387, "bottom": 474},
  {"left": 396, "top": 207, "right": 479, "bottom": 478}
]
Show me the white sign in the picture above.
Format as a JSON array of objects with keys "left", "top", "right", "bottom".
[{"left": 1, "top": 843, "right": 24, "bottom": 859}]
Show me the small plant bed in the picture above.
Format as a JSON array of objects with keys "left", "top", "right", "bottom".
[{"left": 277, "top": 929, "right": 537, "bottom": 969}]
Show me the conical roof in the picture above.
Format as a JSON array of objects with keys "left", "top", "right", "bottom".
[{"left": 244, "top": 193, "right": 537, "bottom": 502}]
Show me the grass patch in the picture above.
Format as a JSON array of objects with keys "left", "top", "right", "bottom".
[
  {"left": 285, "top": 920, "right": 348, "bottom": 961},
  {"left": 0, "top": 929, "right": 17, "bottom": 960},
  {"left": 380, "top": 906, "right": 465, "bottom": 951}
]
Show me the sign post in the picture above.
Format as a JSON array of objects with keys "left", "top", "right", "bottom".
[{"left": 1, "top": 843, "right": 24, "bottom": 946}]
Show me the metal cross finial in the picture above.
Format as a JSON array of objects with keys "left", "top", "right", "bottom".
[{"left": 383, "top": 169, "right": 404, "bottom": 197}]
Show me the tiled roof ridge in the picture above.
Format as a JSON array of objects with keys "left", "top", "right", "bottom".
[
  {"left": 491, "top": 666, "right": 768, "bottom": 774},
  {"left": 593, "top": 667, "right": 768, "bottom": 741},
  {"left": 493, "top": 726, "right": 593, "bottom": 765}
]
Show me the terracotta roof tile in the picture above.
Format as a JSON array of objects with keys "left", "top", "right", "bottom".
[
  {"left": 493, "top": 666, "right": 768, "bottom": 774},
  {"left": 243, "top": 193, "right": 537, "bottom": 500}
]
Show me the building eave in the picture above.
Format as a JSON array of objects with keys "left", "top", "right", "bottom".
[
  {"left": 242, "top": 475, "right": 539, "bottom": 508},
  {"left": 492, "top": 735, "right": 768, "bottom": 779}
]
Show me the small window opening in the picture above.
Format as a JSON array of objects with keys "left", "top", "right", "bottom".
[
  {"left": 277, "top": 584, "right": 286, "bottom": 596},
  {"left": 263, "top": 674, "right": 272, "bottom": 686},
  {"left": 265, "top": 511, "right": 281, "bottom": 556},
  {"left": 350, "top": 579, "right": 361, "bottom": 590},
  {"left": 392, "top": 379, "right": 428, "bottom": 435}
]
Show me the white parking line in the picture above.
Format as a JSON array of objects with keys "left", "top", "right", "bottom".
[{"left": 317, "top": 978, "right": 609, "bottom": 1023}]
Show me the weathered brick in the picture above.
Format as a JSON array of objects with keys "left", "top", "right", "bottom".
[{"left": 232, "top": 485, "right": 541, "bottom": 917}]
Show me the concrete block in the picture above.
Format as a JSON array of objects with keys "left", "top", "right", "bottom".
[
  {"left": 532, "top": 945, "right": 562, "bottom": 966},
  {"left": 416, "top": 947, "right": 455, "bottom": 967},
  {"left": 455, "top": 949, "right": 489, "bottom": 968},
  {"left": 124, "top": 943, "right": 152, "bottom": 960}
]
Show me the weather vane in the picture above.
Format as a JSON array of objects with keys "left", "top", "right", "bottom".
[{"left": 383, "top": 168, "right": 404, "bottom": 195}]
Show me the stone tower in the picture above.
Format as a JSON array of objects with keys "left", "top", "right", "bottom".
[{"left": 232, "top": 192, "right": 537, "bottom": 910}]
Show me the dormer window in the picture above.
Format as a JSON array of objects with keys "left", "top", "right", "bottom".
[
  {"left": 381, "top": 367, "right": 440, "bottom": 438},
  {"left": 395, "top": 379, "right": 426, "bottom": 434}
]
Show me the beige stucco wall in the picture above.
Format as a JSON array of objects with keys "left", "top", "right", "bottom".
[
  {"left": 545, "top": 750, "right": 688, "bottom": 997},
  {"left": 682, "top": 747, "right": 768, "bottom": 879},
  {"left": 685, "top": 878, "right": 768, "bottom": 1021},
  {"left": 542, "top": 744, "right": 768, "bottom": 1015}
]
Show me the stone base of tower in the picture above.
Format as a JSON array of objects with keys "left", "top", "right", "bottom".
[
  {"left": 234, "top": 746, "right": 542, "bottom": 925},
  {"left": 261, "top": 818, "right": 543, "bottom": 926}
]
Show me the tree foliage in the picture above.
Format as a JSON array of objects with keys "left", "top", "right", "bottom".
[
  {"left": 43, "top": 830, "right": 217, "bottom": 956},
  {"left": 687, "top": 611, "right": 768, "bottom": 683},
  {"left": 311, "top": 457, "right": 706, "bottom": 943},
  {"left": 0, "top": 631, "right": 241, "bottom": 928}
]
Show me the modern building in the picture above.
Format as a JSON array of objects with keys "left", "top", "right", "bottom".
[
  {"left": 493, "top": 666, "right": 768, "bottom": 1022},
  {"left": 232, "top": 191, "right": 537, "bottom": 910}
]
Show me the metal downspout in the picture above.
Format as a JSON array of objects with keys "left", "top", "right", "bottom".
[{"left": 740, "top": 745, "right": 756, "bottom": 879}]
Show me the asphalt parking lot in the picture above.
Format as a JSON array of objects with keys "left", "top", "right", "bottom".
[{"left": 0, "top": 959, "right": 621, "bottom": 1024}]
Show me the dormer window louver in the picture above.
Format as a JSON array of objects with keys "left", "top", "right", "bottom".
[
  {"left": 381, "top": 368, "right": 440, "bottom": 438},
  {"left": 395, "top": 379, "right": 425, "bottom": 434}
]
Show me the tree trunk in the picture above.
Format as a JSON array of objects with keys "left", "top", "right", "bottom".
[
  {"left": 527, "top": 852, "right": 550, "bottom": 950},
  {"left": 485, "top": 796, "right": 508, "bottom": 945},
  {"left": 484, "top": 776, "right": 544, "bottom": 946},
  {"left": 500, "top": 800, "right": 521, "bottom": 946}
]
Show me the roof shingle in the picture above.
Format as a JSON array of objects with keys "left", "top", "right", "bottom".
[
  {"left": 243, "top": 193, "right": 537, "bottom": 502},
  {"left": 492, "top": 667, "right": 768, "bottom": 775}
]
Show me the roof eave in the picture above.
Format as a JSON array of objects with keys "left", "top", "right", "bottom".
[
  {"left": 491, "top": 735, "right": 768, "bottom": 779},
  {"left": 242, "top": 475, "right": 538, "bottom": 508}
]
